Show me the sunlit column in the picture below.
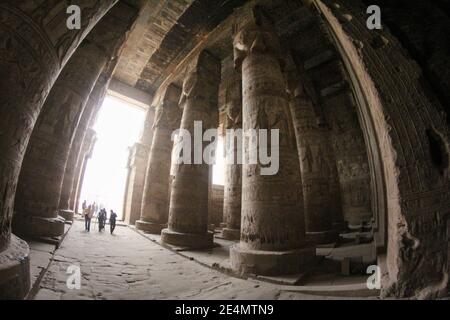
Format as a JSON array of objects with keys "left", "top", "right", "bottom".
[
  {"left": 222, "top": 65, "right": 243, "bottom": 240},
  {"left": 136, "top": 84, "right": 181, "bottom": 233}
]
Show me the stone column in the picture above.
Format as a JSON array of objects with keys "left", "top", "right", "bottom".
[
  {"left": 13, "top": 2, "right": 137, "bottom": 240},
  {"left": 136, "top": 84, "right": 181, "bottom": 233},
  {"left": 229, "top": 7, "right": 314, "bottom": 276},
  {"left": 161, "top": 50, "right": 221, "bottom": 249},
  {"left": 326, "top": 91, "right": 373, "bottom": 230},
  {"left": 209, "top": 184, "right": 225, "bottom": 230},
  {"left": 73, "top": 129, "right": 97, "bottom": 213},
  {"left": 60, "top": 41, "right": 123, "bottom": 214},
  {"left": 123, "top": 142, "right": 150, "bottom": 225},
  {"left": 60, "top": 76, "right": 108, "bottom": 212},
  {"left": 0, "top": 1, "right": 117, "bottom": 299},
  {"left": 222, "top": 67, "right": 243, "bottom": 240},
  {"left": 286, "top": 70, "right": 340, "bottom": 245},
  {"left": 123, "top": 106, "right": 156, "bottom": 225},
  {"left": 69, "top": 80, "right": 110, "bottom": 214}
]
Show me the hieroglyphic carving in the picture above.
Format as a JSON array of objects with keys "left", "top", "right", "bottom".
[
  {"left": 11, "top": 2, "right": 136, "bottom": 239},
  {"left": 286, "top": 65, "right": 340, "bottom": 242},
  {"left": 232, "top": 6, "right": 306, "bottom": 251}
]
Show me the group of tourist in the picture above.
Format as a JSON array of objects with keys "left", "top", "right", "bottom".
[{"left": 81, "top": 201, "right": 118, "bottom": 234}]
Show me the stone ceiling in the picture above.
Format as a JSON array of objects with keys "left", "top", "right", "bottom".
[
  {"left": 114, "top": 0, "right": 321, "bottom": 102},
  {"left": 114, "top": 0, "right": 249, "bottom": 97}
]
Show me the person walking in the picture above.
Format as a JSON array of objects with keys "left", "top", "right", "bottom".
[
  {"left": 98, "top": 208, "right": 107, "bottom": 232},
  {"left": 109, "top": 210, "right": 117, "bottom": 235},
  {"left": 84, "top": 204, "right": 93, "bottom": 232}
]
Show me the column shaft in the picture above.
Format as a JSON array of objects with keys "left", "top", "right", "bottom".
[
  {"left": 13, "top": 3, "right": 137, "bottom": 240},
  {"left": 123, "top": 142, "right": 150, "bottom": 225},
  {"left": 161, "top": 50, "right": 221, "bottom": 249},
  {"left": 222, "top": 60, "right": 243, "bottom": 240},
  {"left": 69, "top": 81, "right": 110, "bottom": 213},
  {"left": 60, "top": 62, "right": 118, "bottom": 212},
  {"left": 287, "top": 72, "right": 339, "bottom": 244},
  {"left": 0, "top": 0, "right": 116, "bottom": 299},
  {"left": 136, "top": 84, "right": 181, "bottom": 233},
  {"left": 73, "top": 129, "right": 97, "bottom": 212},
  {"left": 229, "top": 7, "right": 314, "bottom": 276}
]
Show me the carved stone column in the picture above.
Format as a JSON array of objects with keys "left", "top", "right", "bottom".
[
  {"left": 59, "top": 74, "right": 106, "bottom": 210},
  {"left": 229, "top": 7, "right": 314, "bottom": 276},
  {"left": 71, "top": 81, "right": 111, "bottom": 215},
  {"left": 136, "top": 84, "right": 181, "bottom": 233},
  {"left": 73, "top": 128, "right": 97, "bottom": 213},
  {"left": 0, "top": 1, "right": 117, "bottom": 299},
  {"left": 60, "top": 32, "right": 123, "bottom": 213},
  {"left": 222, "top": 65, "right": 243, "bottom": 240},
  {"left": 13, "top": 3, "right": 137, "bottom": 240},
  {"left": 327, "top": 91, "right": 373, "bottom": 230},
  {"left": 121, "top": 105, "right": 155, "bottom": 225},
  {"left": 286, "top": 71, "right": 339, "bottom": 245},
  {"left": 123, "top": 142, "right": 150, "bottom": 225},
  {"left": 161, "top": 50, "right": 221, "bottom": 249}
]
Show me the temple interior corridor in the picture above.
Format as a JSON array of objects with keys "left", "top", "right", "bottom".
[{"left": 0, "top": 0, "right": 449, "bottom": 302}]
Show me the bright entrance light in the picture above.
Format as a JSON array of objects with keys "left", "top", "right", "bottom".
[{"left": 78, "top": 95, "right": 146, "bottom": 220}]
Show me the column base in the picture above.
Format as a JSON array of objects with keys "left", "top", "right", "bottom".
[
  {"left": 59, "top": 210, "right": 74, "bottom": 222},
  {"left": 0, "top": 235, "right": 31, "bottom": 299},
  {"left": 306, "top": 230, "right": 339, "bottom": 245},
  {"left": 135, "top": 220, "right": 166, "bottom": 234},
  {"left": 12, "top": 213, "right": 65, "bottom": 240},
  {"left": 219, "top": 222, "right": 228, "bottom": 229},
  {"left": 161, "top": 228, "right": 214, "bottom": 249},
  {"left": 222, "top": 228, "right": 240, "bottom": 240},
  {"left": 230, "top": 244, "right": 315, "bottom": 276},
  {"left": 333, "top": 221, "right": 347, "bottom": 232}
]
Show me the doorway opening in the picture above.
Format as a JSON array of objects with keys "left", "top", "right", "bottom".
[{"left": 78, "top": 94, "right": 146, "bottom": 220}]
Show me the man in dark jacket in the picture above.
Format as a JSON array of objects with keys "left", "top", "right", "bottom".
[
  {"left": 98, "top": 208, "right": 107, "bottom": 232},
  {"left": 110, "top": 210, "right": 117, "bottom": 234}
]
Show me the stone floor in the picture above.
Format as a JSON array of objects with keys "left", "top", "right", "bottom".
[{"left": 32, "top": 220, "right": 379, "bottom": 300}]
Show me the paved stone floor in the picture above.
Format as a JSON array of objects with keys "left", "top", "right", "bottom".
[{"left": 33, "top": 220, "right": 374, "bottom": 300}]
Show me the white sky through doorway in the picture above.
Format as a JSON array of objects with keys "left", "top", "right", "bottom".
[
  {"left": 79, "top": 94, "right": 226, "bottom": 220},
  {"left": 79, "top": 95, "right": 146, "bottom": 220}
]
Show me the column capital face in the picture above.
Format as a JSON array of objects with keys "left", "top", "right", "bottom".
[
  {"left": 131, "top": 142, "right": 149, "bottom": 155},
  {"left": 178, "top": 50, "right": 221, "bottom": 127},
  {"left": 285, "top": 67, "right": 305, "bottom": 99},
  {"left": 179, "top": 50, "right": 221, "bottom": 108},
  {"left": 225, "top": 82, "right": 242, "bottom": 129},
  {"left": 232, "top": 6, "right": 282, "bottom": 70},
  {"left": 154, "top": 84, "right": 182, "bottom": 130},
  {"left": 85, "top": 128, "right": 97, "bottom": 141}
]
